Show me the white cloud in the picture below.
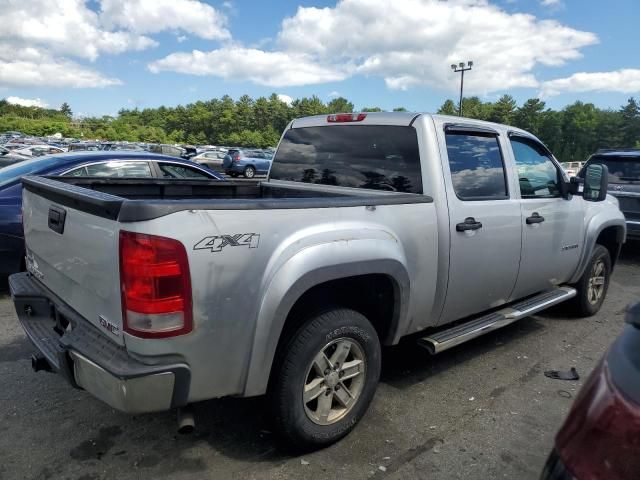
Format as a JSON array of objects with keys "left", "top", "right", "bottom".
[
  {"left": 148, "top": 47, "right": 347, "bottom": 87},
  {"left": 328, "top": 91, "right": 340, "bottom": 98},
  {"left": 541, "top": 0, "right": 561, "bottom": 5},
  {"left": 0, "top": 57, "right": 122, "bottom": 88},
  {"left": 177, "top": 35, "right": 188, "bottom": 43},
  {"left": 99, "top": 0, "right": 229, "bottom": 40},
  {"left": 149, "top": 0, "right": 597, "bottom": 93},
  {"left": 0, "top": 0, "right": 155, "bottom": 61},
  {"left": 277, "top": 94, "right": 293, "bottom": 105},
  {"left": 0, "top": 45, "right": 121, "bottom": 88},
  {"left": 0, "top": 0, "right": 227, "bottom": 89},
  {"left": 6, "top": 96, "right": 49, "bottom": 108},
  {"left": 540, "top": 69, "right": 640, "bottom": 97}
]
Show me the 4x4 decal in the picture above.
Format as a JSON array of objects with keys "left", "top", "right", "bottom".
[{"left": 194, "top": 233, "right": 260, "bottom": 253}]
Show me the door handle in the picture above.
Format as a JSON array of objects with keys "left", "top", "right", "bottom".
[
  {"left": 526, "top": 212, "right": 545, "bottom": 225},
  {"left": 456, "top": 217, "right": 483, "bottom": 232}
]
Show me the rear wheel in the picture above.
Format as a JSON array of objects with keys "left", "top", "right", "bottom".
[
  {"left": 269, "top": 308, "right": 381, "bottom": 450},
  {"left": 571, "top": 244, "right": 611, "bottom": 316},
  {"left": 243, "top": 166, "right": 256, "bottom": 179}
]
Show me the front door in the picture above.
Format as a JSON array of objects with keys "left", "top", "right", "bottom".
[
  {"left": 508, "top": 135, "right": 584, "bottom": 299},
  {"left": 439, "top": 127, "right": 522, "bottom": 324}
]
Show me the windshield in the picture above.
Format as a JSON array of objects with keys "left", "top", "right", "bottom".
[
  {"left": 586, "top": 155, "right": 640, "bottom": 184},
  {"left": 0, "top": 155, "right": 64, "bottom": 188}
]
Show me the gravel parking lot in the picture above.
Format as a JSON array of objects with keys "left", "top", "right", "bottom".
[{"left": 1, "top": 244, "right": 639, "bottom": 480}]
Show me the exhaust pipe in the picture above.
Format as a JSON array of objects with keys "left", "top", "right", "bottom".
[
  {"left": 31, "top": 354, "right": 52, "bottom": 373},
  {"left": 177, "top": 405, "right": 195, "bottom": 434}
]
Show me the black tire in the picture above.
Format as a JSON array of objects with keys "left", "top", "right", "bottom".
[
  {"left": 269, "top": 308, "right": 381, "bottom": 450},
  {"left": 243, "top": 166, "right": 256, "bottom": 179},
  {"left": 571, "top": 244, "right": 611, "bottom": 317}
]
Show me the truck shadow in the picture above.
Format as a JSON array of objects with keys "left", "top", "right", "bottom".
[
  {"left": 177, "top": 317, "right": 546, "bottom": 462},
  {"left": 380, "top": 318, "right": 544, "bottom": 390}
]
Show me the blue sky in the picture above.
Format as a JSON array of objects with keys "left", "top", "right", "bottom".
[{"left": 1, "top": 0, "right": 638, "bottom": 116}]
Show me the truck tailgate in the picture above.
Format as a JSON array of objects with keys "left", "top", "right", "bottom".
[{"left": 22, "top": 184, "right": 124, "bottom": 345}]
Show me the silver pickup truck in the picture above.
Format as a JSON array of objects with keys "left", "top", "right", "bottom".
[{"left": 9, "top": 112, "right": 626, "bottom": 449}]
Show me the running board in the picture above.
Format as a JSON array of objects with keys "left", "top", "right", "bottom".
[{"left": 418, "top": 287, "right": 576, "bottom": 355}]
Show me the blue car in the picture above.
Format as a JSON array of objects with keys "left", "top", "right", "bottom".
[
  {"left": 0, "top": 151, "right": 222, "bottom": 280},
  {"left": 223, "top": 149, "right": 272, "bottom": 178}
]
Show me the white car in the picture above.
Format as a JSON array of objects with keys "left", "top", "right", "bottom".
[
  {"left": 561, "top": 161, "right": 584, "bottom": 177},
  {"left": 192, "top": 150, "right": 226, "bottom": 169},
  {"left": 12, "top": 145, "right": 66, "bottom": 157}
]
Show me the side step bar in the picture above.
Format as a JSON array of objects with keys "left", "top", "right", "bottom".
[{"left": 418, "top": 287, "right": 576, "bottom": 354}]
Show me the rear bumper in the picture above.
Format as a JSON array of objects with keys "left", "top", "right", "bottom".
[{"left": 9, "top": 272, "right": 191, "bottom": 414}]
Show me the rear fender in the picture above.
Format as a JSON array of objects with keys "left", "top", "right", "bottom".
[{"left": 242, "top": 236, "right": 410, "bottom": 396}]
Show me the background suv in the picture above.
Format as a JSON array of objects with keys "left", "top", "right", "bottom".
[
  {"left": 581, "top": 149, "right": 640, "bottom": 239},
  {"left": 223, "top": 149, "right": 272, "bottom": 178}
]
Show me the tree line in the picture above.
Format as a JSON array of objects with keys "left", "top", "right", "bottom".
[
  {"left": 438, "top": 95, "right": 640, "bottom": 163},
  {"left": 1, "top": 94, "right": 639, "bottom": 162}
]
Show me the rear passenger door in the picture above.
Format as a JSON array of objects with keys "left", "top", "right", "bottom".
[
  {"left": 439, "top": 126, "right": 522, "bottom": 324},
  {"left": 508, "top": 135, "right": 584, "bottom": 299}
]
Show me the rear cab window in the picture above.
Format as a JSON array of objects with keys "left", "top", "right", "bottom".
[
  {"left": 444, "top": 131, "right": 508, "bottom": 200},
  {"left": 270, "top": 125, "right": 423, "bottom": 193}
]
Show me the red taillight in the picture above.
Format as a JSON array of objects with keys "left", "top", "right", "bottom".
[
  {"left": 119, "top": 231, "right": 192, "bottom": 338},
  {"left": 232, "top": 153, "right": 241, "bottom": 162},
  {"left": 327, "top": 113, "right": 367, "bottom": 123}
]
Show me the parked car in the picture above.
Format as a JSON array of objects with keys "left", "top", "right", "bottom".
[
  {"left": 99, "top": 142, "right": 144, "bottom": 152},
  {"left": 581, "top": 149, "right": 640, "bottom": 239},
  {"left": 8, "top": 112, "right": 625, "bottom": 449},
  {"left": 223, "top": 148, "right": 272, "bottom": 178},
  {"left": 0, "top": 151, "right": 222, "bottom": 279},
  {"left": 0, "top": 154, "right": 26, "bottom": 169},
  {"left": 67, "top": 143, "right": 101, "bottom": 152},
  {"left": 192, "top": 150, "right": 226, "bottom": 170},
  {"left": 542, "top": 302, "right": 640, "bottom": 480},
  {"left": 12, "top": 145, "right": 66, "bottom": 157},
  {"left": 561, "top": 161, "right": 583, "bottom": 177}
]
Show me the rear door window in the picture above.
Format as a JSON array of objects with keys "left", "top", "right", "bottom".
[
  {"left": 445, "top": 132, "right": 508, "bottom": 200},
  {"left": 158, "top": 163, "right": 211, "bottom": 179},
  {"left": 84, "top": 161, "right": 153, "bottom": 177},
  {"left": 270, "top": 125, "right": 423, "bottom": 193}
]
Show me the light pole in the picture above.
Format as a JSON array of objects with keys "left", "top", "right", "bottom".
[{"left": 451, "top": 61, "right": 473, "bottom": 117}]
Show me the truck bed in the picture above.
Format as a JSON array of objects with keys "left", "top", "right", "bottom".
[{"left": 22, "top": 176, "right": 431, "bottom": 222}]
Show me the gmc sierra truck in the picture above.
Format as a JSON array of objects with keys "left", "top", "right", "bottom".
[{"left": 9, "top": 112, "right": 626, "bottom": 449}]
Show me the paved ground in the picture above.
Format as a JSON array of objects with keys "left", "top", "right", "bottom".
[{"left": 1, "top": 244, "right": 639, "bottom": 480}]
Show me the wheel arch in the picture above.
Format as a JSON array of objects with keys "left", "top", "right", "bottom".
[
  {"left": 242, "top": 243, "right": 410, "bottom": 397},
  {"left": 571, "top": 218, "right": 626, "bottom": 283}
]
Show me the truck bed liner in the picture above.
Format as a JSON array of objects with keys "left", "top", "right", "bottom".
[{"left": 22, "top": 176, "right": 433, "bottom": 222}]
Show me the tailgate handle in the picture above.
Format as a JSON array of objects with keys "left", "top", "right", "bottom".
[{"left": 48, "top": 206, "right": 67, "bottom": 234}]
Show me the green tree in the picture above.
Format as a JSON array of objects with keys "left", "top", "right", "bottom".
[
  {"left": 60, "top": 102, "right": 73, "bottom": 118},
  {"left": 437, "top": 99, "right": 457, "bottom": 115},
  {"left": 514, "top": 98, "right": 546, "bottom": 136},
  {"left": 327, "top": 97, "right": 354, "bottom": 113},
  {"left": 619, "top": 97, "right": 640, "bottom": 147},
  {"left": 488, "top": 94, "right": 517, "bottom": 125}
]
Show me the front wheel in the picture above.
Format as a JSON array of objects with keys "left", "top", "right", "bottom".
[
  {"left": 571, "top": 244, "right": 611, "bottom": 317},
  {"left": 268, "top": 308, "right": 381, "bottom": 450}
]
